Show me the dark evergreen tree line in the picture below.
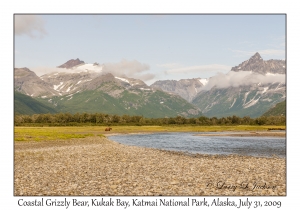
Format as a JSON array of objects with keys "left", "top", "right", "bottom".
[{"left": 14, "top": 113, "right": 286, "bottom": 126}]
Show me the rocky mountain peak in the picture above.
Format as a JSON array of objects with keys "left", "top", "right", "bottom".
[
  {"left": 14, "top": 67, "right": 58, "bottom": 97},
  {"left": 14, "top": 67, "right": 37, "bottom": 78},
  {"left": 231, "top": 52, "right": 285, "bottom": 74},
  {"left": 18, "top": 67, "right": 30, "bottom": 71},
  {"left": 249, "top": 52, "right": 262, "bottom": 61},
  {"left": 57, "top": 58, "right": 85, "bottom": 69}
]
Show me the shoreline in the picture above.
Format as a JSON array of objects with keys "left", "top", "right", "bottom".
[
  {"left": 105, "top": 130, "right": 286, "bottom": 137},
  {"left": 104, "top": 132, "right": 155, "bottom": 136},
  {"left": 194, "top": 131, "right": 286, "bottom": 137},
  {"left": 14, "top": 136, "right": 286, "bottom": 196},
  {"left": 107, "top": 135, "right": 286, "bottom": 159}
]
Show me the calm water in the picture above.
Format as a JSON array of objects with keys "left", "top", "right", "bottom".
[{"left": 108, "top": 132, "right": 286, "bottom": 158}]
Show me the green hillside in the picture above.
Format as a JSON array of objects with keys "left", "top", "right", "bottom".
[
  {"left": 262, "top": 100, "right": 286, "bottom": 116},
  {"left": 36, "top": 88, "right": 202, "bottom": 118},
  {"left": 14, "top": 91, "right": 57, "bottom": 115},
  {"left": 192, "top": 84, "right": 285, "bottom": 118}
]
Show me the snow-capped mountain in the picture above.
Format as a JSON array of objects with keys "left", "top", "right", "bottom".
[
  {"left": 14, "top": 53, "right": 286, "bottom": 118},
  {"left": 14, "top": 59, "right": 201, "bottom": 118},
  {"left": 65, "top": 63, "right": 103, "bottom": 73},
  {"left": 192, "top": 53, "right": 286, "bottom": 117},
  {"left": 57, "top": 58, "right": 103, "bottom": 73},
  {"left": 148, "top": 52, "right": 286, "bottom": 117}
]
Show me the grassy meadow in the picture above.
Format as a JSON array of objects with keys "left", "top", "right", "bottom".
[{"left": 14, "top": 125, "right": 286, "bottom": 141}]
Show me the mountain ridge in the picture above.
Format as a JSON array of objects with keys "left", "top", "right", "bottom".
[
  {"left": 14, "top": 64, "right": 202, "bottom": 118},
  {"left": 57, "top": 58, "right": 85, "bottom": 69},
  {"left": 150, "top": 52, "right": 286, "bottom": 118},
  {"left": 231, "top": 52, "right": 285, "bottom": 74},
  {"left": 14, "top": 53, "right": 286, "bottom": 118}
]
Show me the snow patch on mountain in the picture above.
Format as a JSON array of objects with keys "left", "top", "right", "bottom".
[
  {"left": 66, "top": 85, "right": 72, "bottom": 92},
  {"left": 140, "top": 88, "right": 151, "bottom": 91},
  {"left": 199, "top": 78, "right": 208, "bottom": 86},
  {"left": 243, "top": 91, "right": 250, "bottom": 105},
  {"left": 53, "top": 82, "right": 64, "bottom": 90},
  {"left": 115, "top": 77, "right": 130, "bottom": 84},
  {"left": 37, "top": 63, "right": 103, "bottom": 76},
  {"left": 73, "top": 63, "right": 103, "bottom": 73},
  {"left": 244, "top": 97, "right": 260, "bottom": 109},
  {"left": 262, "top": 87, "right": 269, "bottom": 94},
  {"left": 229, "top": 98, "right": 236, "bottom": 109}
]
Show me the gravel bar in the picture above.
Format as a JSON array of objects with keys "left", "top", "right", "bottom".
[{"left": 14, "top": 136, "right": 286, "bottom": 196}]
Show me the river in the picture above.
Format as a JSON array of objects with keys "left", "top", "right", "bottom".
[{"left": 108, "top": 132, "right": 286, "bottom": 158}]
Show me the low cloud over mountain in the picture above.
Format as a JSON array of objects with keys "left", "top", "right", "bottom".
[
  {"left": 102, "top": 59, "right": 155, "bottom": 82},
  {"left": 32, "top": 59, "right": 155, "bottom": 83},
  {"left": 202, "top": 71, "right": 285, "bottom": 91}
]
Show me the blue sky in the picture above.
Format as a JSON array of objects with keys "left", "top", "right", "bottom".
[{"left": 15, "top": 14, "right": 285, "bottom": 85}]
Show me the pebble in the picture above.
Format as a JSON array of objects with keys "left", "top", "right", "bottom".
[{"left": 14, "top": 137, "right": 286, "bottom": 196}]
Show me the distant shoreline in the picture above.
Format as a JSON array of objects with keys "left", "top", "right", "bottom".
[{"left": 194, "top": 131, "right": 286, "bottom": 138}]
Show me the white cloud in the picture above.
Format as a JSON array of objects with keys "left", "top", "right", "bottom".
[
  {"left": 29, "top": 59, "right": 155, "bottom": 82},
  {"left": 15, "top": 15, "right": 46, "bottom": 38},
  {"left": 202, "top": 71, "right": 285, "bottom": 90},
  {"left": 102, "top": 59, "right": 155, "bottom": 82},
  {"left": 31, "top": 67, "right": 75, "bottom": 76}
]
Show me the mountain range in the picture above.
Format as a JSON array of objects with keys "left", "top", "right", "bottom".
[
  {"left": 14, "top": 62, "right": 201, "bottom": 118},
  {"left": 14, "top": 52, "right": 286, "bottom": 118},
  {"left": 152, "top": 53, "right": 286, "bottom": 118}
]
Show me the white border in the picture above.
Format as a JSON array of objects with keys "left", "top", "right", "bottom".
[{"left": 2, "top": 0, "right": 298, "bottom": 209}]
